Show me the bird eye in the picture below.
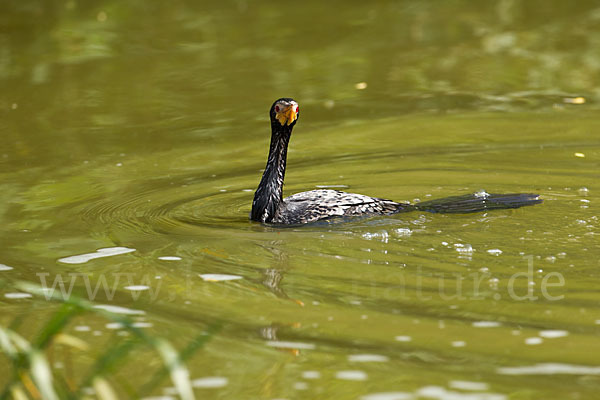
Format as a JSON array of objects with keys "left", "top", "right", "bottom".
[{"left": 275, "top": 105, "right": 280, "bottom": 112}]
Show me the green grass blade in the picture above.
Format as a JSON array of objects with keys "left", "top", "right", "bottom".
[
  {"left": 93, "top": 376, "right": 119, "bottom": 400},
  {"left": 139, "top": 322, "right": 221, "bottom": 397},
  {"left": 29, "top": 350, "right": 59, "bottom": 400},
  {"left": 153, "top": 339, "right": 195, "bottom": 400},
  {"left": 34, "top": 303, "right": 81, "bottom": 349}
]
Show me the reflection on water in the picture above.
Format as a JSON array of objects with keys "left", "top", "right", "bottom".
[{"left": 2, "top": 0, "right": 600, "bottom": 399}]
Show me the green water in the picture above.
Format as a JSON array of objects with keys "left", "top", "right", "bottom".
[{"left": 2, "top": 1, "right": 600, "bottom": 399}]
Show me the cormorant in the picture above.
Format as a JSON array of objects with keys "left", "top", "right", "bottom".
[{"left": 251, "top": 98, "right": 541, "bottom": 225}]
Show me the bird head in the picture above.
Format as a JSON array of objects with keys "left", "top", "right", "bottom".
[{"left": 270, "top": 98, "right": 299, "bottom": 129}]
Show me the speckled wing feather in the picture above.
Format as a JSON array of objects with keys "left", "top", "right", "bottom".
[{"left": 272, "top": 189, "right": 411, "bottom": 224}]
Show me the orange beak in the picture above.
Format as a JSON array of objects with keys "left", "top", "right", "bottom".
[{"left": 276, "top": 104, "right": 298, "bottom": 126}]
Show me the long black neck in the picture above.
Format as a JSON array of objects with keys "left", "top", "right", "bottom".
[{"left": 251, "top": 122, "right": 293, "bottom": 222}]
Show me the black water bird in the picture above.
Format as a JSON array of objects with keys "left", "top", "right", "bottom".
[{"left": 251, "top": 98, "right": 541, "bottom": 225}]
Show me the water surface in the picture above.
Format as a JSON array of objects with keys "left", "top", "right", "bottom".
[{"left": 1, "top": 1, "right": 600, "bottom": 399}]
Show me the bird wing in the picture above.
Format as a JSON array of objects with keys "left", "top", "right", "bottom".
[{"left": 273, "top": 190, "right": 407, "bottom": 224}]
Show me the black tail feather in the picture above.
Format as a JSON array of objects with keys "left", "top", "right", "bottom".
[{"left": 414, "top": 193, "right": 542, "bottom": 214}]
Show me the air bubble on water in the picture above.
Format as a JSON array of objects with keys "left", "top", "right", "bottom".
[
  {"left": 4, "top": 293, "right": 32, "bottom": 299},
  {"left": 74, "top": 325, "right": 91, "bottom": 332},
  {"left": 394, "top": 228, "right": 412, "bottom": 237},
  {"left": 474, "top": 190, "right": 490, "bottom": 199},
  {"left": 472, "top": 321, "right": 501, "bottom": 328},
  {"left": 362, "top": 231, "right": 389, "bottom": 243},
  {"left": 124, "top": 285, "right": 150, "bottom": 291},
  {"left": 302, "top": 371, "right": 321, "bottom": 380},
  {"left": 336, "top": 370, "right": 367, "bottom": 381},
  {"left": 539, "top": 330, "right": 569, "bottom": 338},
  {"left": 456, "top": 244, "right": 473, "bottom": 254},
  {"left": 0, "top": 264, "right": 13, "bottom": 271},
  {"left": 191, "top": 377, "right": 229, "bottom": 388},
  {"left": 449, "top": 381, "right": 489, "bottom": 391},
  {"left": 293, "top": 382, "right": 308, "bottom": 390},
  {"left": 525, "top": 337, "right": 543, "bottom": 345},
  {"left": 348, "top": 354, "right": 389, "bottom": 362}
]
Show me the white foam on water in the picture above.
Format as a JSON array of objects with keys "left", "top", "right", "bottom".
[
  {"left": 449, "top": 381, "right": 489, "bottom": 391},
  {"left": 0, "top": 264, "right": 14, "bottom": 271},
  {"left": 199, "top": 274, "right": 243, "bottom": 281},
  {"left": 158, "top": 256, "right": 182, "bottom": 261},
  {"left": 293, "top": 382, "right": 308, "bottom": 390},
  {"left": 498, "top": 363, "right": 600, "bottom": 375},
  {"left": 265, "top": 341, "right": 315, "bottom": 350},
  {"left": 191, "top": 377, "right": 228, "bottom": 388},
  {"left": 417, "top": 385, "right": 506, "bottom": 400},
  {"left": 336, "top": 370, "right": 368, "bottom": 381},
  {"left": 525, "top": 337, "right": 543, "bottom": 345},
  {"left": 74, "top": 325, "right": 91, "bottom": 332},
  {"left": 132, "top": 322, "right": 153, "bottom": 328},
  {"left": 538, "top": 330, "right": 569, "bottom": 338},
  {"left": 124, "top": 285, "right": 150, "bottom": 291},
  {"left": 472, "top": 321, "right": 501, "bottom": 328},
  {"left": 58, "top": 247, "right": 136, "bottom": 264},
  {"left": 360, "top": 392, "right": 413, "bottom": 400},
  {"left": 348, "top": 354, "right": 389, "bottom": 362},
  {"left": 4, "top": 292, "right": 32, "bottom": 299},
  {"left": 302, "top": 371, "right": 321, "bottom": 379},
  {"left": 474, "top": 190, "right": 490, "bottom": 199},
  {"left": 93, "top": 304, "right": 145, "bottom": 315}
]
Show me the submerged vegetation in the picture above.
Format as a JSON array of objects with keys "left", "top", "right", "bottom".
[{"left": 0, "top": 280, "right": 219, "bottom": 400}]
